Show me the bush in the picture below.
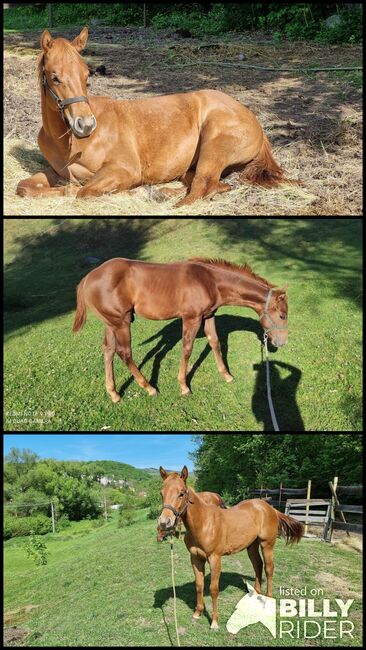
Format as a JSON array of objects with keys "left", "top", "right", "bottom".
[
  {"left": 4, "top": 514, "right": 51, "bottom": 539},
  {"left": 24, "top": 531, "right": 48, "bottom": 566},
  {"left": 117, "top": 508, "right": 136, "bottom": 528},
  {"left": 316, "top": 8, "right": 363, "bottom": 44}
]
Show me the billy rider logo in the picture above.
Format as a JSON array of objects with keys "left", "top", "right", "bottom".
[{"left": 227, "top": 583, "right": 355, "bottom": 640}]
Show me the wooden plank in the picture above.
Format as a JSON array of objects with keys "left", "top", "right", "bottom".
[
  {"left": 286, "top": 499, "right": 330, "bottom": 505},
  {"left": 290, "top": 514, "right": 328, "bottom": 526},
  {"left": 335, "top": 504, "right": 363, "bottom": 514},
  {"left": 333, "top": 521, "right": 363, "bottom": 533},
  {"left": 337, "top": 485, "right": 362, "bottom": 496},
  {"left": 289, "top": 508, "right": 328, "bottom": 517}
]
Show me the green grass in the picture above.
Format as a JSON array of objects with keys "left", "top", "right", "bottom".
[
  {"left": 4, "top": 511, "right": 362, "bottom": 646},
  {"left": 4, "top": 218, "right": 362, "bottom": 431}
]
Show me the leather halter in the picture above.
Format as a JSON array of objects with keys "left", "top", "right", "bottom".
[
  {"left": 161, "top": 488, "right": 190, "bottom": 529},
  {"left": 41, "top": 56, "right": 89, "bottom": 123},
  {"left": 259, "top": 287, "right": 288, "bottom": 335}
]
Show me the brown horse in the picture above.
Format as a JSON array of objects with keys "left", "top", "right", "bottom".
[
  {"left": 72, "top": 257, "right": 288, "bottom": 403},
  {"left": 158, "top": 466, "right": 303, "bottom": 629},
  {"left": 17, "top": 26, "right": 296, "bottom": 206},
  {"left": 158, "top": 491, "right": 225, "bottom": 541}
]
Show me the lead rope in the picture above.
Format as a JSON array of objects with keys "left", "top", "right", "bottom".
[
  {"left": 170, "top": 533, "right": 181, "bottom": 647},
  {"left": 263, "top": 334, "right": 280, "bottom": 431}
]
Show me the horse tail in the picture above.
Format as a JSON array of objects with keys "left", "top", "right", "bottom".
[
  {"left": 277, "top": 511, "right": 304, "bottom": 545},
  {"left": 72, "top": 278, "right": 87, "bottom": 333},
  {"left": 240, "top": 134, "right": 301, "bottom": 188}
]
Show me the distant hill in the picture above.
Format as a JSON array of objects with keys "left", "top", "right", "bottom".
[{"left": 86, "top": 460, "right": 154, "bottom": 488}]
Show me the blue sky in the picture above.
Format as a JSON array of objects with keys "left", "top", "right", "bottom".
[{"left": 3, "top": 434, "right": 197, "bottom": 471}]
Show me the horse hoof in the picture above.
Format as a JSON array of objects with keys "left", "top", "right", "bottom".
[
  {"left": 210, "top": 621, "right": 219, "bottom": 631},
  {"left": 148, "top": 387, "right": 158, "bottom": 397},
  {"left": 110, "top": 393, "right": 121, "bottom": 403},
  {"left": 192, "top": 614, "right": 200, "bottom": 622},
  {"left": 181, "top": 388, "right": 191, "bottom": 396},
  {"left": 225, "top": 374, "right": 234, "bottom": 383}
]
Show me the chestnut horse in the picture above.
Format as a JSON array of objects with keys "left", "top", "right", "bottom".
[
  {"left": 158, "top": 491, "right": 225, "bottom": 541},
  {"left": 158, "top": 466, "right": 303, "bottom": 629},
  {"left": 17, "top": 26, "right": 296, "bottom": 206},
  {"left": 72, "top": 257, "right": 288, "bottom": 403}
]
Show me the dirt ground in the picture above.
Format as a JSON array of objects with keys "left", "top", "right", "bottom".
[{"left": 4, "top": 26, "right": 363, "bottom": 215}]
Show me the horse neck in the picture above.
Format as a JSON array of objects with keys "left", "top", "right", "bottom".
[
  {"left": 183, "top": 487, "right": 211, "bottom": 536},
  {"left": 214, "top": 269, "right": 271, "bottom": 315}
]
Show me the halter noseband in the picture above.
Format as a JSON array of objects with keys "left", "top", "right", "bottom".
[
  {"left": 259, "top": 287, "right": 288, "bottom": 336},
  {"left": 41, "top": 56, "right": 89, "bottom": 123},
  {"left": 161, "top": 488, "right": 190, "bottom": 529}
]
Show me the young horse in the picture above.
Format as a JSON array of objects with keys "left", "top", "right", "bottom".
[
  {"left": 73, "top": 257, "right": 288, "bottom": 403},
  {"left": 158, "top": 491, "right": 225, "bottom": 541},
  {"left": 17, "top": 26, "right": 297, "bottom": 206},
  {"left": 158, "top": 466, "right": 303, "bottom": 629}
]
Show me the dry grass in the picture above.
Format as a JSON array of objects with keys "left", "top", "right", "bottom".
[
  {"left": 4, "top": 138, "right": 319, "bottom": 216},
  {"left": 4, "top": 30, "right": 362, "bottom": 216}
]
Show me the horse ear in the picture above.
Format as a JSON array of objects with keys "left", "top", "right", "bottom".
[
  {"left": 41, "top": 30, "right": 53, "bottom": 53},
  {"left": 159, "top": 466, "right": 168, "bottom": 480},
  {"left": 276, "top": 287, "right": 288, "bottom": 302},
  {"left": 72, "top": 26, "right": 89, "bottom": 52},
  {"left": 180, "top": 465, "right": 188, "bottom": 482}
]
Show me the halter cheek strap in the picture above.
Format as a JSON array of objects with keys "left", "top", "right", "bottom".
[
  {"left": 259, "top": 288, "right": 288, "bottom": 335},
  {"left": 161, "top": 488, "right": 190, "bottom": 528},
  {"left": 41, "top": 57, "right": 89, "bottom": 124}
]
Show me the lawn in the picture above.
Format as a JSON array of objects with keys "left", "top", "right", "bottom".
[
  {"left": 4, "top": 218, "right": 362, "bottom": 431},
  {"left": 4, "top": 510, "right": 362, "bottom": 646}
]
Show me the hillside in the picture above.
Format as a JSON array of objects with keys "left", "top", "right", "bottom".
[{"left": 4, "top": 510, "right": 362, "bottom": 646}]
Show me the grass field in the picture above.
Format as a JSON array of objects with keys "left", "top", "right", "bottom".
[
  {"left": 4, "top": 218, "right": 362, "bottom": 431},
  {"left": 4, "top": 511, "right": 362, "bottom": 646}
]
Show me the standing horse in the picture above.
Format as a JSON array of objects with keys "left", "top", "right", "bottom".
[
  {"left": 158, "top": 466, "right": 303, "bottom": 629},
  {"left": 17, "top": 27, "right": 297, "bottom": 206},
  {"left": 72, "top": 257, "right": 288, "bottom": 403},
  {"left": 158, "top": 491, "right": 225, "bottom": 541}
]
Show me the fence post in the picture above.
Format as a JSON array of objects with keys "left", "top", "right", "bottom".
[
  {"left": 50, "top": 500, "right": 56, "bottom": 533},
  {"left": 47, "top": 3, "right": 53, "bottom": 28},
  {"left": 304, "top": 480, "right": 311, "bottom": 535}
]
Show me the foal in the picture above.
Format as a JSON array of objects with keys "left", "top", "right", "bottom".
[
  {"left": 73, "top": 257, "right": 288, "bottom": 403},
  {"left": 158, "top": 466, "right": 303, "bottom": 630}
]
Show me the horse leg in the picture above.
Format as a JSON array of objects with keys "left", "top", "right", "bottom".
[
  {"left": 175, "top": 131, "right": 232, "bottom": 207},
  {"left": 208, "top": 554, "right": 222, "bottom": 630},
  {"left": 204, "top": 316, "right": 233, "bottom": 383},
  {"left": 16, "top": 168, "right": 73, "bottom": 197},
  {"left": 191, "top": 554, "right": 206, "bottom": 620},
  {"left": 158, "top": 170, "right": 195, "bottom": 198},
  {"left": 103, "top": 326, "right": 121, "bottom": 404},
  {"left": 260, "top": 539, "right": 275, "bottom": 597},
  {"left": 76, "top": 163, "right": 139, "bottom": 198},
  {"left": 178, "top": 317, "right": 202, "bottom": 395},
  {"left": 247, "top": 539, "right": 263, "bottom": 593},
  {"left": 114, "top": 321, "right": 157, "bottom": 397}
]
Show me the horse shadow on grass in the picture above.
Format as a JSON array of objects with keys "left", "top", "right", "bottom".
[
  {"left": 119, "top": 313, "right": 262, "bottom": 396},
  {"left": 153, "top": 570, "right": 252, "bottom": 630},
  {"left": 118, "top": 313, "right": 304, "bottom": 431}
]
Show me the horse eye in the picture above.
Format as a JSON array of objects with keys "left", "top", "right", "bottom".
[
  {"left": 51, "top": 76, "right": 60, "bottom": 84},
  {"left": 280, "top": 314, "right": 287, "bottom": 321}
]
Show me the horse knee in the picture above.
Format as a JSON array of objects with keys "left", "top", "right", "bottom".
[{"left": 118, "top": 346, "right": 132, "bottom": 364}]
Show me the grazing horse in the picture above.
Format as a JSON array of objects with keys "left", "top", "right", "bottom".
[
  {"left": 158, "top": 466, "right": 303, "bottom": 629},
  {"left": 158, "top": 491, "right": 225, "bottom": 541},
  {"left": 17, "top": 26, "right": 297, "bottom": 206},
  {"left": 72, "top": 257, "right": 288, "bottom": 403}
]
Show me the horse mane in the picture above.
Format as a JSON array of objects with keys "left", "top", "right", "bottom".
[{"left": 189, "top": 257, "right": 273, "bottom": 288}]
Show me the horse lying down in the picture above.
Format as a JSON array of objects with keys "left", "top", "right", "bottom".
[{"left": 17, "top": 27, "right": 299, "bottom": 206}]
